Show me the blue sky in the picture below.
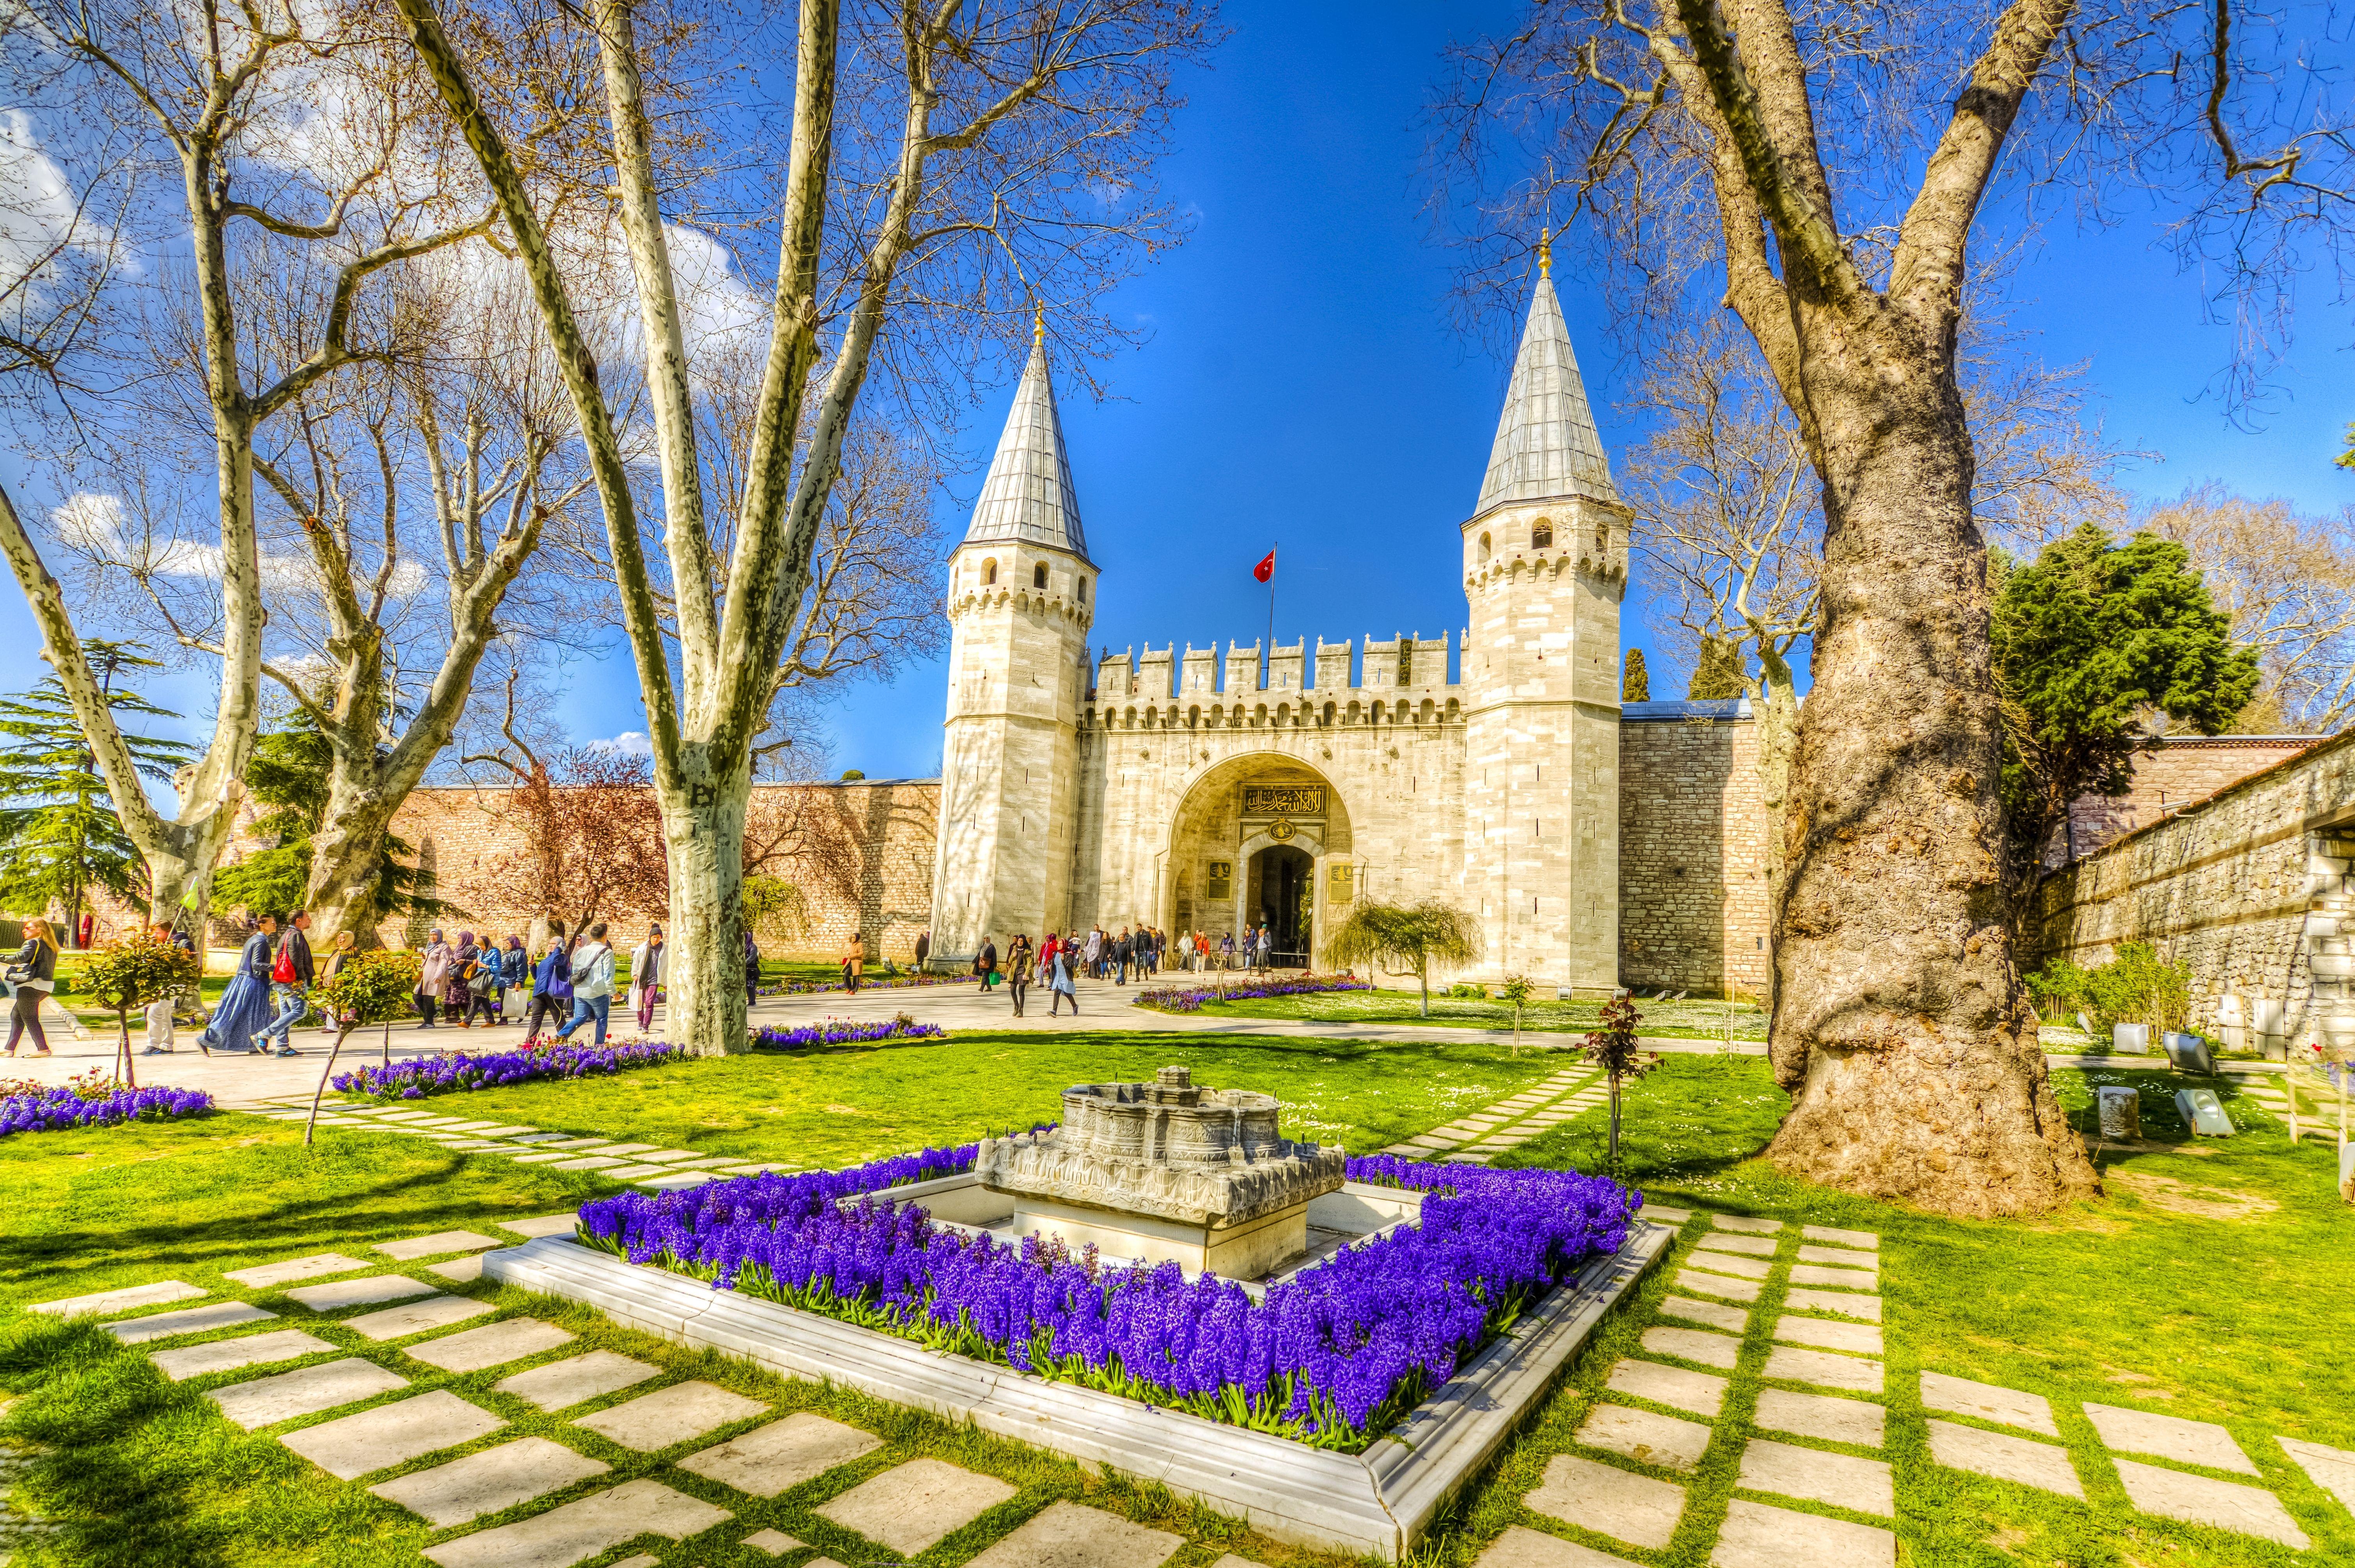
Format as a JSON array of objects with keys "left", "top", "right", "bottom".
[{"left": 10, "top": 3, "right": 2355, "bottom": 780}]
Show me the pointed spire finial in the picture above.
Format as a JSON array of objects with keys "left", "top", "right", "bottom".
[
  {"left": 1538, "top": 226, "right": 1552, "bottom": 279},
  {"left": 1033, "top": 302, "right": 1044, "bottom": 348}
]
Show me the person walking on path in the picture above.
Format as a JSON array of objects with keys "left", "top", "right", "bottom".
[
  {"left": 840, "top": 935, "right": 863, "bottom": 995},
  {"left": 202, "top": 915, "right": 277, "bottom": 1054},
  {"left": 417, "top": 930, "right": 451, "bottom": 1027},
  {"left": 744, "top": 928, "right": 763, "bottom": 1009},
  {"left": 630, "top": 926, "right": 666, "bottom": 1033},
  {"left": 1007, "top": 934, "right": 1032, "bottom": 1016},
  {"left": 915, "top": 929, "right": 931, "bottom": 971},
  {"left": 1048, "top": 942, "right": 1078, "bottom": 1016},
  {"left": 443, "top": 931, "right": 480, "bottom": 1025},
  {"left": 463, "top": 936, "right": 503, "bottom": 1027},
  {"left": 313, "top": 929, "right": 359, "bottom": 1034},
  {"left": 3, "top": 918, "right": 59, "bottom": 1057},
  {"left": 256, "top": 910, "right": 314, "bottom": 1055},
  {"left": 499, "top": 937, "right": 528, "bottom": 1022},
  {"left": 976, "top": 934, "right": 1000, "bottom": 992},
  {"left": 524, "top": 921, "right": 571, "bottom": 1041},
  {"left": 554, "top": 923, "right": 616, "bottom": 1045}
]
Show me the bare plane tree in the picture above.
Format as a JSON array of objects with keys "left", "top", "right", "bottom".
[
  {"left": 1432, "top": 1, "right": 2355, "bottom": 1215},
  {"left": 391, "top": 0, "right": 1213, "bottom": 1054}
]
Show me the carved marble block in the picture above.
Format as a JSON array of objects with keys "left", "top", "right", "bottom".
[{"left": 975, "top": 1066, "right": 1347, "bottom": 1278}]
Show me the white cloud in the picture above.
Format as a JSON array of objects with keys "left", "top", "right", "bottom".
[
  {"left": 53, "top": 491, "right": 223, "bottom": 577},
  {"left": 586, "top": 730, "right": 655, "bottom": 757},
  {"left": 381, "top": 558, "right": 428, "bottom": 598},
  {"left": 0, "top": 110, "right": 121, "bottom": 294}
]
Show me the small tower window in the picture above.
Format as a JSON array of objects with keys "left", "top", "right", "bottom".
[
  {"left": 982, "top": 558, "right": 998, "bottom": 585},
  {"left": 1033, "top": 562, "right": 1048, "bottom": 589},
  {"left": 1077, "top": 576, "right": 1089, "bottom": 603},
  {"left": 1531, "top": 520, "right": 1553, "bottom": 549},
  {"left": 1479, "top": 532, "right": 1492, "bottom": 564}
]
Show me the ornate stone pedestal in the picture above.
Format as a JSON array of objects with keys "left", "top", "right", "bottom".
[{"left": 974, "top": 1065, "right": 1347, "bottom": 1279}]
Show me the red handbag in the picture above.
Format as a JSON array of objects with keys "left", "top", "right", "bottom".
[{"left": 272, "top": 944, "right": 297, "bottom": 984}]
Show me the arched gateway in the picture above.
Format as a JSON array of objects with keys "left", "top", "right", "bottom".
[{"left": 1161, "top": 755, "right": 1353, "bottom": 967}]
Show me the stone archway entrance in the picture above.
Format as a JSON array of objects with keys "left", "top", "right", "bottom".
[
  {"left": 1160, "top": 754, "right": 1353, "bottom": 968},
  {"left": 1249, "top": 843, "right": 1315, "bottom": 967}
]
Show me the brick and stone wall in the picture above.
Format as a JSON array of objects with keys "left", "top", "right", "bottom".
[
  {"left": 1616, "top": 700, "right": 1771, "bottom": 996},
  {"left": 2044, "top": 735, "right": 2322, "bottom": 867},
  {"left": 2034, "top": 729, "right": 2355, "bottom": 1042}
]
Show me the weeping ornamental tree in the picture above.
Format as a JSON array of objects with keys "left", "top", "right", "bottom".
[
  {"left": 1434, "top": 0, "right": 2355, "bottom": 1215},
  {"left": 391, "top": 0, "right": 1210, "bottom": 1055},
  {"left": 1326, "top": 900, "right": 1483, "bottom": 1019}
]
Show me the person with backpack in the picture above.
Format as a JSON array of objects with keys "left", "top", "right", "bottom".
[
  {"left": 462, "top": 937, "right": 503, "bottom": 1027},
  {"left": 523, "top": 921, "right": 571, "bottom": 1041},
  {"left": 554, "top": 922, "right": 616, "bottom": 1045},
  {"left": 254, "top": 910, "right": 314, "bottom": 1055}
]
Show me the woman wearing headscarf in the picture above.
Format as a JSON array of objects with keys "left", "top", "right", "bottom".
[
  {"left": 3, "top": 918, "right": 59, "bottom": 1056},
  {"left": 417, "top": 929, "right": 452, "bottom": 1027},
  {"left": 1048, "top": 939, "right": 1078, "bottom": 1016},
  {"left": 444, "top": 931, "right": 479, "bottom": 1025},
  {"left": 499, "top": 936, "right": 529, "bottom": 1022},
  {"left": 201, "top": 915, "right": 279, "bottom": 1054}
]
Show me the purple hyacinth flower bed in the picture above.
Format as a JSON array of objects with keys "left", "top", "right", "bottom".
[
  {"left": 577, "top": 1145, "right": 1636, "bottom": 1450},
  {"left": 751, "top": 1017, "right": 948, "bottom": 1050},
  {"left": 0, "top": 1084, "right": 214, "bottom": 1136},
  {"left": 1131, "top": 973, "right": 1374, "bottom": 1013},
  {"left": 759, "top": 973, "right": 969, "bottom": 997},
  {"left": 333, "top": 1041, "right": 684, "bottom": 1099}
]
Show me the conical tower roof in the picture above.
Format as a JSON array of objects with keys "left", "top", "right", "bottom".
[
  {"left": 963, "top": 333, "right": 1091, "bottom": 564},
  {"left": 1474, "top": 266, "right": 1618, "bottom": 516}
]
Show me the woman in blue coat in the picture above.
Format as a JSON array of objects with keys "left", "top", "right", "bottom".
[{"left": 202, "top": 916, "right": 279, "bottom": 1055}]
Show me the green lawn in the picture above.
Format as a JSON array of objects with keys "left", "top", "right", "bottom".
[
  {"left": 1175, "top": 986, "right": 1771, "bottom": 1040},
  {"left": 5, "top": 1041, "right": 2348, "bottom": 1566},
  {"left": 359, "top": 1029, "right": 1561, "bottom": 1169}
]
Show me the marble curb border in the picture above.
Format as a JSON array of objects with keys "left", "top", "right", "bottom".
[{"left": 483, "top": 1217, "right": 1671, "bottom": 1559}]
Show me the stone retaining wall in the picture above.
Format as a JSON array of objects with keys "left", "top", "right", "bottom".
[{"left": 1616, "top": 702, "right": 1771, "bottom": 996}]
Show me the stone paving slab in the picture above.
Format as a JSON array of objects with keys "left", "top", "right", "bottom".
[
  {"left": 1674, "top": 1269, "right": 1762, "bottom": 1304},
  {"left": 1794, "top": 1245, "right": 1877, "bottom": 1270},
  {"left": 815, "top": 1458, "right": 1019, "bottom": 1556},
  {"left": 211, "top": 1356, "right": 409, "bottom": 1430},
  {"left": 1926, "top": 1419, "right": 2083, "bottom": 1498},
  {"left": 285, "top": 1274, "right": 438, "bottom": 1311},
  {"left": 344, "top": 1296, "right": 496, "bottom": 1341},
  {"left": 1761, "top": 1346, "right": 1884, "bottom": 1394},
  {"left": 1770, "top": 1316, "right": 1882, "bottom": 1356},
  {"left": 506, "top": 1134, "right": 576, "bottom": 1146},
  {"left": 1524, "top": 1453, "right": 1685, "bottom": 1549},
  {"left": 32, "top": 1279, "right": 206, "bottom": 1316},
  {"left": 224, "top": 1254, "right": 373, "bottom": 1289},
  {"left": 2279, "top": 1435, "right": 2355, "bottom": 1513},
  {"left": 106, "top": 1301, "right": 278, "bottom": 1344},
  {"left": 1918, "top": 1371, "right": 2057, "bottom": 1436},
  {"left": 1642, "top": 1326, "right": 1742, "bottom": 1370},
  {"left": 1684, "top": 1252, "right": 1772, "bottom": 1281},
  {"left": 1710, "top": 1498, "right": 1894, "bottom": 1568},
  {"left": 1800, "top": 1226, "right": 1877, "bottom": 1250},
  {"left": 1475, "top": 1525, "right": 1642, "bottom": 1566},
  {"left": 540, "top": 1137, "right": 613, "bottom": 1148},
  {"left": 1575, "top": 1403, "right": 1714, "bottom": 1470},
  {"left": 150, "top": 1328, "right": 338, "bottom": 1382},
  {"left": 1656, "top": 1295, "right": 1748, "bottom": 1334},
  {"left": 547, "top": 1156, "right": 626, "bottom": 1170},
  {"left": 471, "top": 1126, "right": 542, "bottom": 1137},
  {"left": 280, "top": 1389, "right": 507, "bottom": 1480},
  {"left": 369, "top": 1434, "right": 609, "bottom": 1527},
  {"left": 2085, "top": 1403, "right": 2256, "bottom": 1474},
  {"left": 572, "top": 1380, "right": 767, "bottom": 1451},
  {"left": 2113, "top": 1458, "right": 2311, "bottom": 1548},
  {"left": 602, "top": 1165, "right": 670, "bottom": 1180},
  {"left": 1693, "top": 1235, "right": 1778, "bottom": 1257},
  {"left": 511, "top": 1151, "right": 591, "bottom": 1164},
  {"left": 1783, "top": 1288, "right": 1880, "bottom": 1322},
  {"left": 1606, "top": 1359, "right": 1728, "bottom": 1419},
  {"left": 421, "top": 1476, "right": 732, "bottom": 1568},
  {"left": 497, "top": 1352, "right": 663, "bottom": 1412},
  {"left": 1711, "top": 1215, "right": 1783, "bottom": 1235},
  {"left": 1787, "top": 1265, "right": 1877, "bottom": 1291},
  {"left": 639, "top": 1171, "right": 714, "bottom": 1190},
  {"left": 742, "top": 1527, "right": 807, "bottom": 1556},
  {"left": 407, "top": 1317, "right": 576, "bottom": 1373},
  {"left": 376, "top": 1230, "right": 504, "bottom": 1260},
  {"left": 1737, "top": 1437, "right": 1893, "bottom": 1517},
  {"left": 429, "top": 1256, "right": 486, "bottom": 1284},
  {"left": 1751, "top": 1389, "right": 1885, "bottom": 1449},
  {"left": 676, "top": 1410, "right": 883, "bottom": 1497},
  {"left": 964, "top": 1499, "right": 1184, "bottom": 1568}
]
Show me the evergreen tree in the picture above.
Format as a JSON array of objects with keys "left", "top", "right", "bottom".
[
  {"left": 1993, "top": 524, "right": 2259, "bottom": 887},
  {"left": 1687, "top": 635, "right": 1749, "bottom": 700},
  {"left": 0, "top": 642, "right": 196, "bottom": 938},
  {"left": 211, "top": 711, "right": 445, "bottom": 927},
  {"left": 1622, "top": 648, "right": 1651, "bottom": 702}
]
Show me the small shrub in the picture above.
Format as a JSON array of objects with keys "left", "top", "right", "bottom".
[{"left": 1447, "top": 981, "right": 1487, "bottom": 1000}]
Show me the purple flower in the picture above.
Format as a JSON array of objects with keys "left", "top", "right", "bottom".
[
  {"left": 751, "top": 1018, "right": 947, "bottom": 1050},
  {"left": 1132, "top": 974, "right": 1373, "bottom": 1013},
  {"left": 334, "top": 1041, "right": 685, "bottom": 1101},
  {"left": 0, "top": 1085, "right": 214, "bottom": 1136}
]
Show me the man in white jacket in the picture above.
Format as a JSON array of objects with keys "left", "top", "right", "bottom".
[
  {"left": 629, "top": 925, "right": 665, "bottom": 1034},
  {"left": 554, "top": 923, "right": 617, "bottom": 1045}
]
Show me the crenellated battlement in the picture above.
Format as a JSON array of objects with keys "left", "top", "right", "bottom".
[{"left": 1087, "top": 632, "right": 1467, "bottom": 707}]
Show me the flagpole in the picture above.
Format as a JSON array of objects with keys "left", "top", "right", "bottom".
[{"left": 1266, "top": 539, "right": 1276, "bottom": 681}]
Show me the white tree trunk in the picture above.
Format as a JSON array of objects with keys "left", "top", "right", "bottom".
[{"left": 661, "top": 766, "right": 751, "bottom": 1056}]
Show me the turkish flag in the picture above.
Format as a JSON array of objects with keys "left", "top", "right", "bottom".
[{"left": 1253, "top": 549, "right": 1275, "bottom": 583}]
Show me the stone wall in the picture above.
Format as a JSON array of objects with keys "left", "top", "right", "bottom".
[
  {"left": 2034, "top": 728, "right": 2355, "bottom": 1043},
  {"left": 1616, "top": 701, "right": 1771, "bottom": 997},
  {"left": 2045, "top": 735, "right": 2322, "bottom": 867}
]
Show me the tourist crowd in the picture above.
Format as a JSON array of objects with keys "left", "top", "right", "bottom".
[{"left": 963, "top": 922, "right": 1281, "bottom": 1017}]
